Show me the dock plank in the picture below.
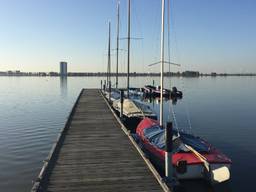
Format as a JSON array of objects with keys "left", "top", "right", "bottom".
[{"left": 32, "top": 89, "right": 166, "bottom": 192}]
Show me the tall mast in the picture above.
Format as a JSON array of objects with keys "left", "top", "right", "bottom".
[
  {"left": 127, "top": 0, "right": 131, "bottom": 98},
  {"left": 108, "top": 21, "right": 111, "bottom": 88},
  {"left": 160, "top": 0, "right": 165, "bottom": 127},
  {"left": 106, "top": 23, "right": 109, "bottom": 88},
  {"left": 116, "top": 1, "right": 120, "bottom": 89},
  {"left": 167, "top": 0, "right": 171, "bottom": 76}
]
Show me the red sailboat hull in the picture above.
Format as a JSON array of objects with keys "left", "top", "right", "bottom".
[{"left": 136, "top": 118, "right": 232, "bottom": 181}]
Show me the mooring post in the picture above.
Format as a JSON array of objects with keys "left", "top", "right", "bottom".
[
  {"left": 108, "top": 81, "right": 111, "bottom": 102},
  {"left": 153, "top": 79, "right": 155, "bottom": 86},
  {"left": 104, "top": 80, "right": 106, "bottom": 92},
  {"left": 100, "top": 80, "right": 102, "bottom": 90},
  {"left": 120, "top": 90, "right": 124, "bottom": 118},
  {"left": 165, "top": 121, "right": 173, "bottom": 181}
]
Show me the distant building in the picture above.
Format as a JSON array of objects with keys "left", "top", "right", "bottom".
[
  {"left": 38, "top": 72, "right": 47, "bottom": 76},
  {"left": 182, "top": 71, "right": 200, "bottom": 77},
  {"left": 60, "top": 62, "right": 68, "bottom": 76},
  {"left": 0, "top": 71, "right": 6, "bottom": 76},
  {"left": 211, "top": 72, "right": 217, "bottom": 76},
  {"left": 7, "top": 71, "right": 13, "bottom": 75},
  {"left": 49, "top": 72, "right": 59, "bottom": 76}
]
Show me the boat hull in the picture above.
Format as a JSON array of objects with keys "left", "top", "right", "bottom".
[
  {"left": 114, "top": 109, "right": 157, "bottom": 133},
  {"left": 143, "top": 85, "right": 170, "bottom": 97},
  {"left": 141, "top": 139, "right": 231, "bottom": 182},
  {"left": 136, "top": 118, "right": 232, "bottom": 183}
]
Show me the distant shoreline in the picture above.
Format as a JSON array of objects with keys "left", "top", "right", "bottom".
[{"left": 0, "top": 71, "right": 255, "bottom": 77}]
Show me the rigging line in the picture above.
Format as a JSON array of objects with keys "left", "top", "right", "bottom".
[
  {"left": 148, "top": 61, "right": 181, "bottom": 67},
  {"left": 167, "top": 0, "right": 173, "bottom": 125},
  {"left": 170, "top": 102, "right": 179, "bottom": 131},
  {"left": 168, "top": 0, "right": 179, "bottom": 132},
  {"left": 133, "top": 0, "right": 143, "bottom": 41},
  {"left": 120, "top": 51, "right": 124, "bottom": 79},
  {"left": 166, "top": 0, "right": 192, "bottom": 134},
  {"left": 140, "top": 25, "right": 145, "bottom": 73},
  {"left": 149, "top": 0, "right": 160, "bottom": 78},
  {"left": 170, "top": 0, "right": 180, "bottom": 68},
  {"left": 133, "top": 0, "right": 145, "bottom": 73},
  {"left": 167, "top": 96, "right": 179, "bottom": 132},
  {"left": 136, "top": 101, "right": 146, "bottom": 118},
  {"left": 112, "top": 49, "right": 127, "bottom": 52},
  {"left": 175, "top": 55, "right": 193, "bottom": 132},
  {"left": 119, "top": 37, "right": 143, "bottom": 40},
  {"left": 181, "top": 76, "right": 193, "bottom": 131}
]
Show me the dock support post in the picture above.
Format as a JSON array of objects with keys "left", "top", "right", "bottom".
[
  {"left": 104, "top": 80, "right": 106, "bottom": 92},
  {"left": 153, "top": 79, "right": 155, "bottom": 86},
  {"left": 100, "top": 80, "right": 102, "bottom": 90},
  {"left": 165, "top": 121, "right": 173, "bottom": 181},
  {"left": 108, "top": 81, "right": 111, "bottom": 102},
  {"left": 120, "top": 90, "right": 124, "bottom": 118}
]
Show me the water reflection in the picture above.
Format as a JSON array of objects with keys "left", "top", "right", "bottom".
[
  {"left": 151, "top": 159, "right": 232, "bottom": 192},
  {"left": 177, "top": 180, "right": 232, "bottom": 192},
  {"left": 134, "top": 89, "right": 232, "bottom": 192},
  {"left": 60, "top": 77, "right": 68, "bottom": 97},
  {"left": 140, "top": 95, "right": 182, "bottom": 105},
  {"left": 0, "top": 76, "right": 255, "bottom": 191}
]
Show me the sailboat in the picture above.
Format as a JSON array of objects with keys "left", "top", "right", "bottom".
[
  {"left": 143, "top": 85, "right": 182, "bottom": 98},
  {"left": 136, "top": 0, "right": 231, "bottom": 183},
  {"left": 143, "top": 85, "right": 171, "bottom": 98},
  {"left": 136, "top": 118, "right": 231, "bottom": 182},
  {"left": 112, "top": 0, "right": 157, "bottom": 130},
  {"left": 103, "top": 19, "right": 122, "bottom": 102}
]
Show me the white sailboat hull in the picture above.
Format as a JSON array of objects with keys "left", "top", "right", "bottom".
[{"left": 176, "top": 163, "right": 231, "bottom": 182}]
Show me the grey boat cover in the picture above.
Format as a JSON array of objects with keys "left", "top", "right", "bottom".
[{"left": 113, "top": 99, "right": 156, "bottom": 118}]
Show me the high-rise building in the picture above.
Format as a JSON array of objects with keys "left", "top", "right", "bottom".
[{"left": 60, "top": 62, "right": 67, "bottom": 76}]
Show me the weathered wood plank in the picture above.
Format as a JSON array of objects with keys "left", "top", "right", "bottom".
[{"left": 32, "top": 89, "right": 166, "bottom": 192}]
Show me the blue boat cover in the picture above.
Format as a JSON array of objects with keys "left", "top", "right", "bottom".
[{"left": 143, "top": 125, "right": 210, "bottom": 153}]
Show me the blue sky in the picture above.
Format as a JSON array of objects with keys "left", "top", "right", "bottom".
[{"left": 0, "top": 0, "right": 255, "bottom": 73}]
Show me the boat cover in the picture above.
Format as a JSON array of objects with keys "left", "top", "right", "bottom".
[
  {"left": 104, "top": 90, "right": 120, "bottom": 101},
  {"left": 143, "top": 125, "right": 210, "bottom": 153},
  {"left": 111, "top": 91, "right": 120, "bottom": 100},
  {"left": 113, "top": 99, "right": 155, "bottom": 118}
]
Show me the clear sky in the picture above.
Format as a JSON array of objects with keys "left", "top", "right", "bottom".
[{"left": 0, "top": 0, "right": 255, "bottom": 73}]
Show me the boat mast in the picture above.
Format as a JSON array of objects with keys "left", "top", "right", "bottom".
[
  {"left": 108, "top": 21, "right": 111, "bottom": 89},
  {"left": 106, "top": 24, "right": 109, "bottom": 88},
  {"left": 160, "top": 0, "right": 165, "bottom": 127},
  {"left": 127, "top": 0, "right": 131, "bottom": 98},
  {"left": 116, "top": 1, "right": 120, "bottom": 89},
  {"left": 167, "top": 0, "right": 171, "bottom": 77},
  {"left": 163, "top": 0, "right": 173, "bottom": 180}
]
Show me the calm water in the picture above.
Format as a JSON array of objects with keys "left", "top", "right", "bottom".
[{"left": 0, "top": 76, "right": 255, "bottom": 192}]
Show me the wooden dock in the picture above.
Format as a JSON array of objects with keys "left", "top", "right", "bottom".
[{"left": 31, "top": 89, "right": 169, "bottom": 192}]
